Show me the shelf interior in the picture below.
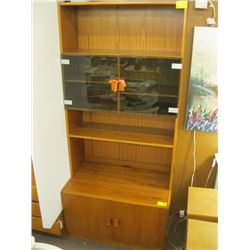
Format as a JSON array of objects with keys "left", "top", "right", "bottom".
[
  {"left": 62, "top": 162, "right": 170, "bottom": 208},
  {"left": 69, "top": 122, "right": 174, "bottom": 148},
  {"left": 59, "top": 5, "right": 184, "bottom": 57}
]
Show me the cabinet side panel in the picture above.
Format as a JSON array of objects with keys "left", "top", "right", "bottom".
[{"left": 59, "top": 6, "right": 79, "bottom": 52}]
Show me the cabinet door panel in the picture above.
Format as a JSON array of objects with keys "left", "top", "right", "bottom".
[
  {"left": 62, "top": 55, "right": 118, "bottom": 111},
  {"left": 112, "top": 202, "right": 168, "bottom": 249},
  {"left": 62, "top": 194, "right": 112, "bottom": 241},
  {"left": 120, "top": 57, "right": 181, "bottom": 115}
]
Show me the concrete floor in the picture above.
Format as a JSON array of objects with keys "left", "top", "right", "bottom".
[{"left": 32, "top": 213, "right": 186, "bottom": 250}]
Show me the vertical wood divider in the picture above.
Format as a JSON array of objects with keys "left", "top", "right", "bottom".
[{"left": 65, "top": 110, "right": 73, "bottom": 177}]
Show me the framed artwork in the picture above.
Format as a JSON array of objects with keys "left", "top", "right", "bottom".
[{"left": 185, "top": 27, "right": 217, "bottom": 132}]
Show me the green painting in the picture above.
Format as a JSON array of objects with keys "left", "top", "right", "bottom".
[{"left": 185, "top": 27, "right": 217, "bottom": 132}]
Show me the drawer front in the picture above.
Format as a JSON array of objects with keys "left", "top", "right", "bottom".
[
  {"left": 32, "top": 216, "right": 62, "bottom": 236},
  {"left": 111, "top": 202, "right": 168, "bottom": 249},
  {"left": 32, "top": 202, "right": 41, "bottom": 217},
  {"left": 62, "top": 193, "right": 112, "bottom": 241}
]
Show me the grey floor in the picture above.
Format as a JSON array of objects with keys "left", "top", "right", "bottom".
[{"left": 32, "top": 214, "right": 186, "bottom": 250}]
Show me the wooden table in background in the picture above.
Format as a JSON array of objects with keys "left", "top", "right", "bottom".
[
  {"left": 186, "top": 219, "right": 217, "bottom": 250},
  {"left": 187, "top": 187, "right": 218, "bottom": 222}
]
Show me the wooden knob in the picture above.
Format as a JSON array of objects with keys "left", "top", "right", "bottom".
[
  {"left": 106, "top": 217, "right": 111, "bottom": 227},
  {"left": 113, "top": 218, "right": 120, "bottom": 227}
]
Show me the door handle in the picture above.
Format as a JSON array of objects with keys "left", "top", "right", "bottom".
[
  {"left": 106, "top": 217, "right": 112, "bottom": 227},
  {"left": 113, "top": 218, "right": 120, "bottom": 228}
]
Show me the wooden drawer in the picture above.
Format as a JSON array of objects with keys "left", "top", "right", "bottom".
[
  {"left": 62, "top": 193, "right": 168, "bottom": 249},
  {"left": 32, "top": 216, "right": 62, "bottom": 236},
  {"left": 32, "top": 202, "right": 41, "bottom": 217}
]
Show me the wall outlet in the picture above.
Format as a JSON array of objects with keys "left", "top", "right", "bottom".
[
  {"left": 195, "top": 0, "right": 208, "bottom": 9},
  {"left": 179, "top": 210, "right": 185, "bottom": 218},
  {"left": 207, "top": 17, "right": 216, "bottom": 26}
]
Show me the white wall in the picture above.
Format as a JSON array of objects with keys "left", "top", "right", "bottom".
[{"left": 32, "top": 0, "right": 70, "bottom": 228}]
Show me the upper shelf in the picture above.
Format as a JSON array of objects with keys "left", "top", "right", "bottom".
[
  {"left": 59, "top": 4, "right": 185, "bottom": 58},
  {"left": 69, "top": 122, "right": 174, "bottom": 148},
  {"left": 59, "top": 1, "right": 177, "bottom": 7},
  {"left": 62, "top": 49, "right": 182, "bottom": 59}
]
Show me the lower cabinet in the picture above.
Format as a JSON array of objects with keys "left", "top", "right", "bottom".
[{"left": 62, "top": 194, "right": 168, "bottom": 249}]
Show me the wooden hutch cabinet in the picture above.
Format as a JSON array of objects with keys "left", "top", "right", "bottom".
[{"left": 58, "top": 1, "right": 187, "bottom": 249}]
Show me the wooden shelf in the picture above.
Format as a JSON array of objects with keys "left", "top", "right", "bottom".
[
  {"left": 62, "top": 162, "right": 170, "bottom": 208},
  {"left": 123, "top": 92, "right": 178, "bottom": 98},
  {"left": 69, "top": 123, "right": 174, "bottom": 148},
  {"left": 62, "top": 49, "right": 182, "bottom": 59},
  {"left": 64, "top": 79, "right": 108, "bottom": 84},
  {"left": 60, "top": 1, "right": 177, "bottom": 7}
]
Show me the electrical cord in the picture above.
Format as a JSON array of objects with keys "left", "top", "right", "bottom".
[
  {"left": 208, "top": 0, "right": 216, "bottom": 20},
  {"left": 205, "top": 157, "right": 217, "bottom": 187},
  {"left": 174, "top": 216, "right": 187, "bottom": 248},
  {"left": 207, "top": 0, "right": 216, "bottom": 26},
  {"left": 191, "top": 130, "right": 196, "bottom": 186},
  {"left": 167, "top": 212, "right": 185, "bottom": 250}
]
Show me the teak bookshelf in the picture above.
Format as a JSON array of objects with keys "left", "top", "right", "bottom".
[{"left": 58, "top": 1, "right": 187, "bottom": 249}]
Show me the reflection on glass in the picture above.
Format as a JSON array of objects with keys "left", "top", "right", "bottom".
[
  {"left": 61, "top": 55, "right": 181, "bottom": 114},
  {"left": 62, "top": 55, "right": 118, "bottom": 111},
  {"left": 120, "top": 57, "right": 180, "bottom": 114}
]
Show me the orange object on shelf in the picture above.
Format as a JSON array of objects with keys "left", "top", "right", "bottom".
[
  {"left": 118, "top": 79, "right": 127, "bottom": 91},
  {"left": 109, "top": 79, "right": 126, "bottom": 92}
]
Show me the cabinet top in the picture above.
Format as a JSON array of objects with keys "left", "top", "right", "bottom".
[{"left": 59, "top": 1, "right": 178, "bottom": 7}]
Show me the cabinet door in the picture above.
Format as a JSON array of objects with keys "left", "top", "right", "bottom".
[
  {"left": 32, "top": 0, "right": 70, "bottom": 228},
  {"left": 111, "top": 202, "right": 169, "bottom": 249},
  {"left": 62, "top": 194, "right": 112, "bottom": 241},
  {"left": 62, "top": 55, "right": 118, "bottom": 111},
  {"left": 120, "top": 57, "right": 181, "bottom": 115}
]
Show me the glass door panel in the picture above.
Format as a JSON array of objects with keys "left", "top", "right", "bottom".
[
  {"left": 62, "top": 55, "right": 118, "bottom": 111},
  {"left": 120, "top": 57, "right": 181, "bottom": 115}
]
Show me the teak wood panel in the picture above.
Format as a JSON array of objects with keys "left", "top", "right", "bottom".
[
  {"left": 78, "top": 6, "right": 118, "bottom": 51},
  {"left": 84, "top": 140, "right": 172, "bottom": 172},
  {"left": 70, "top": 126, "right": 174, "bottom": 148},
  {"left": 32, "top": 216, "right": 62, "bottom": 236},
  {"left": 118, "top": 6, "right": 146, "bottom": 52},
  {"left": 66, "top": 110, "right": 175, "bottom": 174},
  {"left": 62, "top": 194, "right": 112, "bottom": 240},
  {"left": 117, "top": 6, "right": 183, "bottom": 53},
  {"left": 170, "top": 1, "right": 218, "bottom": 212},
  {"left": 59, "top": 6, "right": 78, "bottom": 52},
  {"left": 112, "top": 202, "right": 168, "bottom": 248},
  {"left": 80, "top": 111, "right": 175, "bottom": 130},
  {"left": 62, "top": 162, "right": 170, "bottom": 208},
  {"left": 32, "top": 202, "right": 41, "bottom": 217},
  {"left": 69, "top": 137, "right": 85, "bottom": 175},
  {"left": 60, "top": 1, "right": 177, "bottom": 6},
  {"left": 32, "top": 185, "right": 39, "bottom": 202},
  {"left": 59, "top": 5, "right": 184, "bottom": 55},
  {"left": 62, "top": 194, "right": 168, "bottom": 249}
]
